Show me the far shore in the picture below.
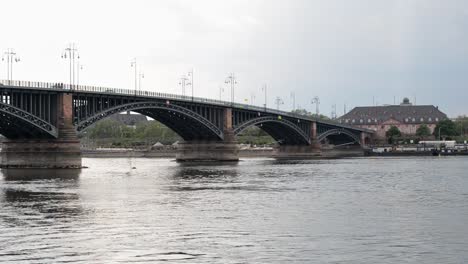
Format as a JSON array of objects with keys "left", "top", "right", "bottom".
[{"left": 81, "top": 148, "right": 365, "bottom": 159}]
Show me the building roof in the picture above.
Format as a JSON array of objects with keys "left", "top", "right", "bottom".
[
  {"left": 108, "top": 112, "right": 147, "bottom": 126},
  {"left": 338, "top": 103, "right": 447, "bottom": 126}
]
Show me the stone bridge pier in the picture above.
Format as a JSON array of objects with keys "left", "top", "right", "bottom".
[
  {"left": 176, "top": 108, "right": 239, "bottom": 162},
  {"left": 0, "top": 94, "right": 82, "bottom": 169}
]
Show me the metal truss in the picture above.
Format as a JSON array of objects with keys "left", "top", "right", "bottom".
[
  {"left": 76, "top": 101, "right": 224, "bottom": 139},
  {"left": 233, "top": 115, "right": 311, "bottom": 144},
  {"left": 0, "top": 102, "right": 58, "bottom": 138},
  {"left": 317, "top": 128, "right": 361, "bottom": 145}
]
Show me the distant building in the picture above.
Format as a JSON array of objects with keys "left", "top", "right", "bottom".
[
  {"left": 108, "top": 111, "right": 147, "bottom": 128},
  {"left": 337, "top": 98, "right": 448, "bottom": 140}
]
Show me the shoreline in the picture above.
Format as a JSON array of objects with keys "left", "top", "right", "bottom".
[
  {"left": 81, "top": 148, "right": 468, "bottom": 159},
  {"left": 81, "top": 148, "right": 366, "bottom": 159}
]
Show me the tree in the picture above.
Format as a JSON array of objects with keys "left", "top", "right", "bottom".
[
  {"left": 385, "top": 126, "right": 401, "bottom": 144},
  {"left": 291, "top": 108, "right": 312, "bottom": 116},
  {"left": 237, "top": 126, "right": 275, "bottom": 145},
  {"left": 455, "top": 115, "right": 468, "bottom": 137},
  {"left": 434, "top": 119, "right": 459, "bottom": 140},
  {"left": 134, "top": 121, "right": 180, "bottom": 143},
  {"left": 416, "top": 124, "right": 431, "bottom": 139},
  {"left": 291, "top": 108, "right": 330, "bottom": 120},
  {"left": 87, "top": 119, "right": 134, "bottom": 139}
]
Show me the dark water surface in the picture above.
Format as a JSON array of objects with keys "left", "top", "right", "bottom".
[{"left": 1, "top": 157, "right": 468, "bottom": 263}]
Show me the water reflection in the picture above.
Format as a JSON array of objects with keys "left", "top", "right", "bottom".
[
  {"left": 0, "top": 169, "right": 85, "bottom": 226},
  {"left": 169, "top": 165, "right": 240, "bottom": 192},
  {"left": 171, "top": 166, "right": 239, "bottom": 180},
  {"left": 176, "top": 160, "right": 240, "bottom": 167},
  {"left": 1, "top": 168, "right": 81, "bottom": 181},
  {"left": 1, "top": 158, "right": 467, "bottom": 263}
]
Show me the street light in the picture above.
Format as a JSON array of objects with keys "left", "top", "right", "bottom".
[
  {"left": 261, "top": 84, "right": 267, "bottom": 110},
  {"left": 250, "top": 93, "right": 256, "bottom": 105},
  {"left": 62, "top": 43, "right": 79, "bottom": 87},
  {"left": 77, "top": 64, "right": 84, "bottom": 86},
  {"left": 2, "top": 48, "right": 20, "bottom": 82},
  {"left": 275, "top": 96, "right": 284, "bottom": 110},
  {"left": 290, "top": 91, "right": 296, "bottom": 111},
  {"left": 331, "top": 104, "right": 337, "bottom": 119},
  {"left": 179, "top": 75, "right": 189, "bottom": 97},
  {"left": 311, "top": 96, "right": 320, "bottom": 116},
  {"left": 139, "top": 72, "right": 145, "bottom": 91},
  {"left": 225, "top": 73, "right": 237, "bottom": 105},
  {"left": 130, "top": 58, "right": 137, "bottom": 95},
  {"left": 187, "top": 69, "right": 194, "bottom": 101},
  {"left": 219, "top": 86, "right": 224, "bottom": 101}
]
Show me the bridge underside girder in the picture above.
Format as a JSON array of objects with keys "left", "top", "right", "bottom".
[
  {"left": 256, "top": 123, "right": 310, "bottom": 145},
  {"left": 324, "top": 133, "right": 361, "bottom": 146},
  {"left": 233, "top": 116, "right": 311, "bottom": 146},
  {"left": 76, "top": 101, "right": 224, "bottom": 142},
  {"left": 136, "top": 109, "right": 222, "bottom": 141},
  {"left": 0, "top": 112, "right": 56, "bottom": 139}
]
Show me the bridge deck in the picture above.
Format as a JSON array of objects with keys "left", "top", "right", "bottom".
[{"left": 0, "top": 79, "right": 373, "bottom": 134}]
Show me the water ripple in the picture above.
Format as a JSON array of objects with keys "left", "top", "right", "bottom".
[{"left": 1, "top": 157, "right": 468, "bottom": 263}]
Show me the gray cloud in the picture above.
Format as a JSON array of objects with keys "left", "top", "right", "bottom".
[{"left": 1, "top": 0, "right": 467, "bottom": 116}]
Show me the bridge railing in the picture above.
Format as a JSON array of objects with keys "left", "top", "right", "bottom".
[
  {"left": 0, "top": 79, "right": 304, "bottom": 116},
  {"left": 0, "top": 79, "right": 372, "bottom": 133}
]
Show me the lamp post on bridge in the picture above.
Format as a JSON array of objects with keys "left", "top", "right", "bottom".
[
  {"left": 139, "top": 72, "right": 145, "bottom": 91},
  {"left": 62, "top": 43, "right": 79, "bottom": 88},
  {"left": 225, "top": 73, "right": 237, "bottom": 106},
  {"left": 290, "top": 91, "right": 296, "bottom": 111},
  {"left": 261, "top": 84, "right": 267, "bottom": 111},
  {"left": 331, "top": 104, "right": 337, "bottom": 119},
  {"left": 250, "top": 93, "right": 256, "bottom": 105},
  {"left": 275, "top": 96, "right": 284, "bottom": 110},
  {"left": 130, "top": 58, "right": 138, "bottom": 96},
  {"left": 77, "top": 63, "right": 83, "bottom": 86},
  {"left": 187, "top": 69, "right": 194, "bottom": 101},
  {"left": 179, "top": 75, "right": 190, "bottom": 97},
  {"left": 2, "top": 49, "right": 20, "bottom": 82},
  {"left": 219, "top": 86, "right": 224, "bottom": 101},
  {"left": 311, "top": 96, "right": 320, "bottom": 117}
]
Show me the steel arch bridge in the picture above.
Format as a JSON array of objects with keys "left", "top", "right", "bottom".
[{"left": 0, "top": 80, "right": 373, "bottom": 146}]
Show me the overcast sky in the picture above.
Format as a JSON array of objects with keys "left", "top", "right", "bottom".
[{"left": 1, "top": 0, "right": 467, "bottom": 117}]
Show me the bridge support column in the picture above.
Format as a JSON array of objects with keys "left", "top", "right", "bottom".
[
  {"left": 360, "top": 132, "right": 371, "bottom": 149},
  {"left": 0, "top": 94, "right": 82, "bottom": 169},
  {"left": 310, "top": 121, "right": 322, "bottom": 150},
  {"left": 176, "top": 108, "right": 239, "bottom": 162},
  {"left": 273, "top": 121, "right": 321, "bottom": 159}
]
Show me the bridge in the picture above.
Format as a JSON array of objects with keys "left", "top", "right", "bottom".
[{"left": 0, "top": 80, "right": 373, "bottom": 168}]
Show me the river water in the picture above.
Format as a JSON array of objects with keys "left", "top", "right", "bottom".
[{"left": 1, "top": 157, "right": 467, "bottom": 263}]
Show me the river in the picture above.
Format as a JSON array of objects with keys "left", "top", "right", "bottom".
[{"left": 1, "top": 157, "right": 467, "bottom": 263}]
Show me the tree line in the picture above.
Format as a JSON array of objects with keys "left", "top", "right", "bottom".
[{"left": 385, "top": 117, "right": 468, "bottom": 144}]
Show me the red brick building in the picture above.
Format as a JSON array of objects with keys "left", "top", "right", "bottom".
[{"left": 337, "top": 98, "right": 447, "bottom": 140}]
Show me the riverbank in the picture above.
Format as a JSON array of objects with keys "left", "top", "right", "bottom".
[
  {"left": 82, "top": 149, "right": 276, "bottom": 158},
  {"left": 365, "top": 149, "right": 468, "bottom": 157},
  {"left": 81, "top": 148, "right": 365, "bottom": 159}
]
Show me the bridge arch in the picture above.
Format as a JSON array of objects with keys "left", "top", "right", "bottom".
[
  {"left": 318, "top": 128, "right": 361, "bottom": 145},
  {"left": 233, "top": 116, "right": 311, "bottom": 145},
  {"left": 0, "top": 102, "right": 58, "bottom": 139},
  {"left": 76, "top": 101, "right": 224, "bottom": 141}
]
